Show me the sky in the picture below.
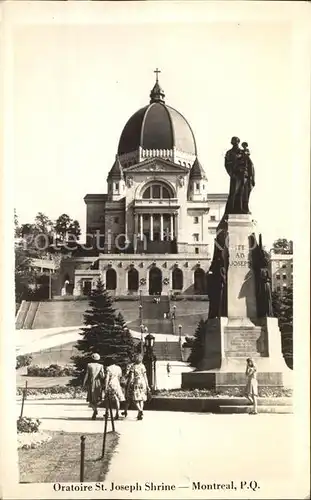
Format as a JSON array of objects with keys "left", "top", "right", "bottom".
[{"left": 12, "top": 14, "right": 295, "bottom": 248}]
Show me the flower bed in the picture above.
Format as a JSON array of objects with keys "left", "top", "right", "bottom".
[
  {"left": 18, "top": 431, "right": 52, "bottom": 450},
  {"left": 16, "top": 354, "right": 33, "bottom": 370},
  {"left": 27, "top": 364, "right": 76, "bottom": 377},
  {"left": 16, "top": 385, "right": 86, "bottom": 399},
  {"left": 17, "top": 417, "right": 50, "bottom": 449},
  {"left": 17, "top": 417, "right": 41, "bottom": 433},
  {"left": 155, "top": 387, "right": 293, "bottom": 398}
]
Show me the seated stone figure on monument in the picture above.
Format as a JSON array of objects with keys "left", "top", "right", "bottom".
[
  {"left": 251, "top": 233, "right": 274, "bottom": 317},
  {"left": 207, "top": 252, "right": 228, "bottom": 319},
  {"left": 224, "top": 137, "right": 255, "bottom": 215}
]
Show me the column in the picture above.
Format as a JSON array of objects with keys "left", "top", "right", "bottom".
[
  {"left": 160, "top": 214, "right": 164, "bottom": 241},
  {"left": 170, "top": 214, "right": 174, "bottom": 239},
  {"left": 150, "top": 214, "right": 154, "bottom": 241},
  {"left": 134, "top": 213, "right": 138, "bottom": 253},
  {"left": 140, "top": 214, "right": 143, "bottom": 240},
  {"left": 174, "top": 213, "right": 178, "bottom": 246}
]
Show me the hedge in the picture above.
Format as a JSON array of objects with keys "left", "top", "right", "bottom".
[{"left": 27, "top": 364, "right": 76, "bottom": 377}]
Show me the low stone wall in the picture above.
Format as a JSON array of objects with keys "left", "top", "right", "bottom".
[{"left": 147, "top": 396, "right": 293, "bottom": 413}]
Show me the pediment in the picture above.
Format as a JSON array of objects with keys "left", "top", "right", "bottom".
[{"left": 125, "top": 158, "right": 189, "bottom": 174}]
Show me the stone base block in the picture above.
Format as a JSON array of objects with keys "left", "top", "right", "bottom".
[{"left": 181, "top": 369, "right": 291, "bottom": 390}]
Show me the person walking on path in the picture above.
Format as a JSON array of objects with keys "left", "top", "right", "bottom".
[
  {"left": 83, "top": 353, "right": 105, "bottom": 420},
  {"left": 121, "top": 361, "right": 134, "bottom": 418},
  {"left": 166, "top": 362, "right": 171, "bottom": 377},
  {"left": 245, "top": 358, "right": 258, "bottom": 414},
  {"left": 127, "top": 354, "right": 150, "bottom": 420},
  {"left": 104, "top": 361, "right": 125, "bottom": 421}
]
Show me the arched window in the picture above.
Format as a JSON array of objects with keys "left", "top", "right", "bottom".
[
  {"left": 194, "top": 268, "right": 206, "bottom": 295},
  {"left": 128, "top": 267, "right": 139, "bottom": 291},
  {"left": 149, "top": 266, "right": 162, "bottom": 295},
  {"left": 172, "top": 267, "right": 183, "bottom": 290},
  {"left": 142, "top": 183, "right": 173, "bottom": 200},
  {"left": 106, "top": 268, "right": 117, "bottom": 290}
]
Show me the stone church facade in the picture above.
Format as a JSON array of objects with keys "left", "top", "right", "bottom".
[{"left": 60, "top": 73, "right": 227, "bottom": 297}]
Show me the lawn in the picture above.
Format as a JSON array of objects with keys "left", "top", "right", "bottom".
[
  {"left": 19, "top": 431, "right": 119, "bottom": 483},
  {"left": 16, "top": 374, "right": 72, "bottom": 389}
]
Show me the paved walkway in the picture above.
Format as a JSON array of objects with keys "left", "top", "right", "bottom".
[{"left": 17, "top": 399, "right": 296, "bottom": 499}]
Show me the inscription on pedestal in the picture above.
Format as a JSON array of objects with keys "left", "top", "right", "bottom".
[
  {"left": 229, "top": 244, "right": 251, "bottom": 268},
  {"left": 225, "top": 329, "right": 261, "bottom": 356}
]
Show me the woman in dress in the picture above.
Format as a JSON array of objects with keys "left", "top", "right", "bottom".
[
  {"left": 83, "top": 353, "right": 104, "bottom": 420},
  {"left": 245, "top": 358, "right": 258, "bottom": 414},
  {"left": 121, "top": 361, "right": 134, "bottom": 418},
  {"left": 127, "top": 354, "right": 150, "bottom": 420},
  {"left": 104, "top": 361, "right": 125, "bottom": 421}
]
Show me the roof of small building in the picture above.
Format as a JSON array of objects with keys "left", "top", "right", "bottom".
[
  {"left": 108, "top": 156, "right": 124, "bottom": 180},
  {"left": 189, "top": 157, "right": 207, "bottom": 180}
]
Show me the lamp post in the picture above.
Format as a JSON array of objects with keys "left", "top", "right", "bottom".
[
  {"left": 49, "top": 270, "right": 53, "bottom": 300},
  {"left": 178, "top": 324, "right": 182, "bottom": 343},
  {"left": 178, "top": 324, "right": 183, "bottom": 362},
  {"left": 140, "top": 323, "right": 144, "bottom": 355},
  {"left": 143, "top": 333, "right": 157, "bottom": 391},
  {"left": 139, "top": 303, "right": 144, "bottom": 354},
  {"left": 172, "top": 305, "right": 176, "bottom": 320}
]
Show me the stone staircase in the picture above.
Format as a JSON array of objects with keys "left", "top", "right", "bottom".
[
  {"left": 16, "top": 300, "right": 40, "bottom": 329},
  {"left": 154, "top": 341, "right": 182, "bottom": 361},
  {"left": 141, "top": 295, "right": 170, "bottom": 320}
]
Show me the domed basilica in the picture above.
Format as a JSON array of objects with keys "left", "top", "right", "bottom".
[{"left": 62, "top": 71, "right": 226, "bottom": 297}]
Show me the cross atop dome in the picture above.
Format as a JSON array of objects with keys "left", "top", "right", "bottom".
[
  {"left": 154, "top": 67, "right": 161, "bottom": 83},
  {"left": 150, "top": 68, "right": 165, "bottom": 104}
]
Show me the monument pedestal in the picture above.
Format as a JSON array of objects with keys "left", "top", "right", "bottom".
[
  {"left": 182, "top": 214, "right": 292, "bottom": 390},
  {"left": 182, "top": 316, "right": 292, "bottom": 389}
]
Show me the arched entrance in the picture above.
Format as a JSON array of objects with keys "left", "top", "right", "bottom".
[
  {"left": 194, "top": 267, "right": 206, "bottom": 294},
  {"left": 172, "top": 267, "right": 183, "bottom": 290},
  {"left": 149, "top": 266, "right": 162, "bottom": 295},
  {"left": 128, "top": 267, "right": 139, "bottom": 292},
  {"left": 106, "top": 268, "right": 117, "bottom": 290}
]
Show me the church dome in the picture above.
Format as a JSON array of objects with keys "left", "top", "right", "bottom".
[{"left": 117, "top": 73, "right": 197, "bottom": 156}]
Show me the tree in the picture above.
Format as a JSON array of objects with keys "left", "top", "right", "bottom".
[
  {"left": 278, "top": 287, "right": 293, "bottom": 369},
  {"left": 272, "top": 290, "right": 281, "bottom": 318},
  {"left": 34, "top": 212, "right": 53, "bottom": 234},
  {"left": 272, "top": 287, "right": 293, "bottom": 369},
  {"left": 68, "top": 219, "right": 81, "bottom": 241},
  {"left": 55, "top": 214, "right": 72, "bottom": 242},
  {"left": 187, "top": 318, "right": 206, "bottom": 369},
  {"left": 14, "top": 209, "right": 21, "bottom": 238},
  {"left": 55, "top": 214, "right": 81, "bottom": 243},
  {"left": 15, "top": 244, "right": 37, "bottom": 305},
  {"left": 70, "top": 279, "right": 136, "bottom": 386},
  {"left": 272, "top": 238, "right": 293, "bottom": 254}
]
